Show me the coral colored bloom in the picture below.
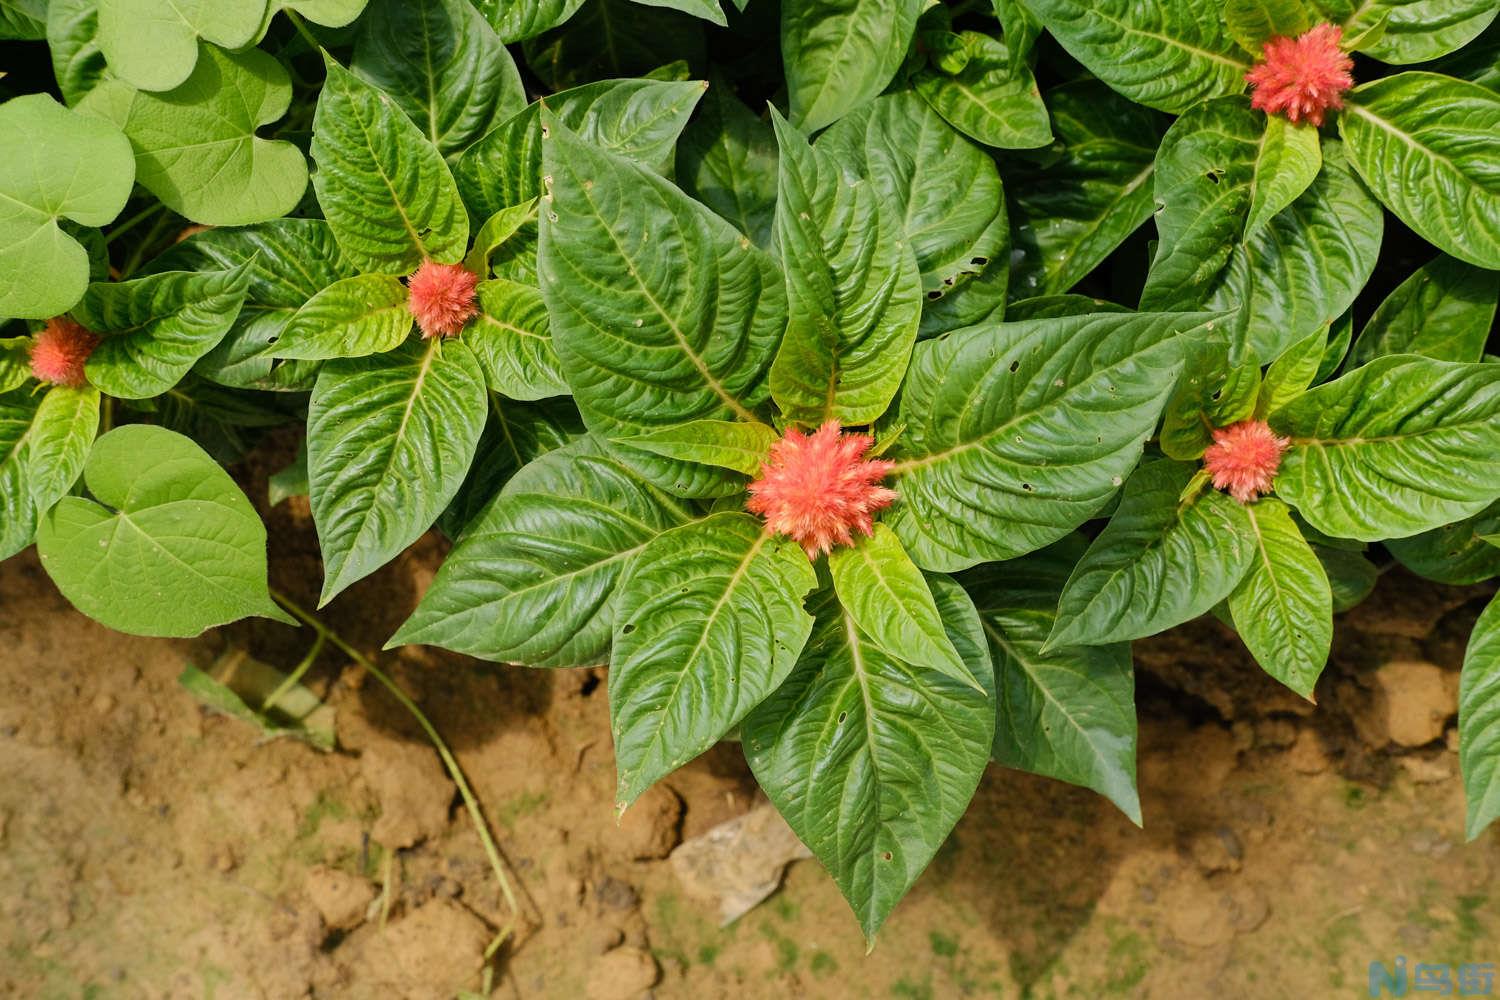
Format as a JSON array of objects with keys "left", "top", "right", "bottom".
[
  {"left": 1245, "top": 24, "right": 1354, "bottom": 127},
  {"left": 29, "top": 316, "right": 99, "bottom": 388},
  {"left": 747, "top": 421, "right": 898, "bottom": 557},
  {"left": 1203, "top": 420, "right": 1289, "bottom": 503},
  {"left": 406, "top": 260, "right": 479, "bottom": 338}
]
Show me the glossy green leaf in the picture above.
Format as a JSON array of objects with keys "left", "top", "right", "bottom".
[
  {"left": 311, "top": 56, "right": 468, "bottom": 274},
  {"left": 992, "top": 0, "right": 1041, "bottom": 63},
  {"left": 35, "top": 425, "right": 288, "bottom": 636},
  {"left": 618, "top": 419, "right": 778, "bottom": 476},
  {"left": 911, "top": 32, "right": 1051, "bottom": 149},
  {"left": 468, "top": 277, "right": 568, "bottom": 400},
  {"left": 267, "top": 273, "right": 412, "bottom": 361},
  {"left": 1258, "top": 325, "right": 1327, "bottom": 416},
  {"left": 743, "top": 576, "right": 994, "bottom": 941},
  {"left": 885, "top": 311, "right": 1209, "bottom": 572},
  {"left": 47, "top": 0, "right": 108, "bottom": 106},
  {"left": 1270, "top": 356, "right": 1500, "bottom": 540},
  {"left": 26, "top": 385, "right": 100, "bottom": 512},
  {"left": 1007, "top": 82, "right": 1166, "bottom": 298},
  {"left": 1223, "top": 0, "right": 1313, "bottom": 51},
  {"left": 1349, "top": 255, "right": 1498, "bottom": 367},
  {"left": 352, "top": 0, "right": 526, "bottom": 158},
  {"left": 0, "top": 94, "right": 133, "bottom": 320},
  {"left": 438, "top": 397, "right": 585, "bottom": 537},
  {"left": 96, "top": 0, "right": 264, "bottom": 92},
  {"left": 963, "top": 536, "right": 1140, "bottom": 824},
  {"left": 524, "top": 0, "right": 705, "bottom": 91},
  {"left": 1386, "top": 502, "right": 1500, "bottom": 585},
  {"left": 1023, "top": 0, "right": 1248, "bottom": 113},
  {"left": 1347, "top": 0, "right": 1499, "bottom": 63},
  {"left": 465, "top": 201, "right": 538, "bottom": 276},
  {"left": 611, "top": 512, "right": 817, "bottom": 807},
  {"left": 768, "top": 110, "right": 921, "bottom": 426},
  {"left": 392, "top": 434, "right": 691, "bottom": 666},
  {"left": 78, "top": 266, "right": 251, "bottom": 400},
  {"left": 1243, "top": 116, "right": 1321, "bottom": 238},
  {"left": 781, "top": 0, "right": 923, "bottom": 133},
  {"left": 636, "top": 0, "right": 725, "bottom": 25},
  {"left": 472, "top": 0, "right": 586, "bottom": 42},
  {"left": 1339, "top": 72, "right": 1500, "bottom": 270},
  {"left": 1313, "top": 543, "right": 1379, "bottom": 613},
  {"left": 1226, "top": 498, "right": 1331, "bottom": 699},
  {"left": 677, "top": 80, "right": 779, "bottom": 249},
  {"left": 0, "top": 390, "right": 41, "bottom": 559},
  {"left": 283, "top": 0, "right": 369, "bottom": 26},
  {"left": 308, "top": 338, "right": 486, "bottom": 603},
  {"left": 1048, "top": 459, "right": 1258, "bottom": 647},
  {"left": 1159, "top": 350, "right": 1260, "bottom": 460},
  {"left": 1461, "top": 592, "right": 1500, "bottom": 838}
]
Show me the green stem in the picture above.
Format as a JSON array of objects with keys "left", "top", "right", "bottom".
[
  {"left": 260, "top": 631, "right": 326, "bottom": 714},
  {"left": 118, "top": 210, "right": 176, "bottom": 280},
  {"left": 285, "top": 10, "right": 324, "bottom": 54},
  {"left": 267, "top": 588, "right": 523, "bottom": 924},
  {"left": 104, "top": 202, "right": 166, "bottom": 247}
]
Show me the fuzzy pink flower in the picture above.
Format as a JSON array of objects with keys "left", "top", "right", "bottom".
[
  {"left": 1245, "top": 24, "right": 1354, "bottom": 127},
  {"left": 406, "top": 260, "right": 479, "bottom": 338},
  {"left": 747, "top": 421, "right": 897, "bottom": 557},
  {"left": 29, "top": 316, "right": 99, "bottom": 387},
  {"left": 1203, "top": 420, "right": 1289, "bottom": 503}
]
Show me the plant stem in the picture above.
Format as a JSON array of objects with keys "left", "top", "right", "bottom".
[
  {"left": 104, "top": 203, "right": 166, "bottom": 247},
  {"left": 267, "top": 588, "right": 523, "bottom": 925},
  {"left": 260, "top": 631, "right": 326, "bottom": 714},
  {"left": 284, "top": 10, "right": 324, "bottom": 54}
]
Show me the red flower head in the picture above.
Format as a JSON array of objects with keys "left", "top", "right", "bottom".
[
  {"left": 1245, "top": 24, "right": 1355, "bottom": 127},
  {"left": 29, "top": 316, "right": 99, "bottom": 388},
  {"left": 407, "top": 260, "right": 479, "bottom": 339},
  {"left": 1203, "top": 420, "right": 1289, "bottom": 503},
  {"left": 747, "top": 421, "right": 898, "bottom": 557}
]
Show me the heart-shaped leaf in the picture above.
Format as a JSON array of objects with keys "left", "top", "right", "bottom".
[
  {"left": 96, "top": 0, "right": 265, "bottom": 92},
  {"left": 782, "top": 0, "right": 924, "bottom": 133},
  {"left": 47, "top": 0, "right": 108, "bottom": 106}
]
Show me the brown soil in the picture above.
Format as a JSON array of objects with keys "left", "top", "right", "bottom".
[{"left": 3, "top": 437, "right": 1498, "bottom": 999}]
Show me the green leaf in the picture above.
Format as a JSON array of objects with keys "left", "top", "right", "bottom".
[
  {"left": 438, "top": 397, "right": 585, "bottom": 537},
  {"left": 1007, "top": 81, "right": 1166, "bottom": 298},
  {"left": 468, "top": 277, "right": 569, "bottom": 400},
  {"left": 352, "top": 0, "right": 526, "bottom": 158},
  {"left": 1226, "top": 498, "right": 1332, "bottom": 699},
  {"left": 179, "top": 654, "right": 334, "bottom": 752},
  {"left": 635, "top": 0, "right": 725, "bottom": 25},
  {"left": 1461, "top": 591, "right": 1500, "bottom": 838},
  {"left": 283, "top": 0, "right": 369, "bottom": 26},
  {"left": 308, "top": 338, "right": 486, "bottom": 603},
  {"left": 1313, "top": 543, "right": 1378, "bottom": 612},
  {"left": 0, "top": 389, "right": 41, "bottom": 559},
  {"left": 0, "top": 94, "right": 133, "bottom": 319},
  {"left": 1048, "top": 459, "right": 1258, "bottom": 647},
  {"left": 268, "top": 441, "right": 308, "bottom": 507},
  {"left": 465, "top": 200, "right": 538, "bottom": 276},
  {"left": 391, "top": 434, "right": 691, "bottom": 666},
  {"left": 820, "top": 91, "right": 1008, "bottom": 304},
  {"left": 35, "top": 424, "right": 289, "bottom": 636},
  {"left": 1023, "top": 0, "right": 1248, "bottom": 113},
  {"left": 538, "top": 114, "right": 784, "bottom": 487},
  {"left": 96, "top": 0, "right": 265, "bottom": 92},
  {"left": 676, "top": 79, "right": 779, "bottom": 249},
  {"left": 781, "top": 0, "right": 924, "bottom": 133},
  {"left": 911, "top": 32, "right": 1052, "bottom": 149},
  {"left": 0, "top": 0, "right": 46, "bottom": 38},
  {"left": 618, "top": 419, "right": 778, "bottom": 476},
  {"left": 992, "top": 0, "right": 1041, "bottom": 64},
  {"left": 1386, "top": 502, "right": 1500, "bottom": 585},
  {"left": 1339, "top": 72, "right": 1500, "bottom": 270},
  {"left": 311, "top": 56, "right": 468, "bottom": 275},
  {"left": 472, "top": 0, "right": 586, "bottom": 43},
  {"left": 1159, "top": 352, "right": 1260, "bottom": 460},
  {"left": 962, "top": 536, "right": 1140, "bottom": 824},
  {"left": 1347, "top": 0, "right": 1499, "bottom": 63},
  {"left": 78, "top": 266, "right": 251, "bottom": 400},
  {"left": 1269, "top": 356, "right": 1500, "bottom": 540},
  {"left": 767, "top": 110, "right": 921, "bottom": 426},
  {"left": 885, "top": 311, "right": 1209, "bottom": 572},
  {"left": 267, "top": 273, "right": 412, "bottom": 361},
  {"left": 1316, "top": 308, "right": 1353, "bottom": 384},
  {"left": 523, "top": 0, "right": 705, "bottom": 91},
  {"left": 1243, "top": 116, "right": 1321, "bottom": 238},
  {"left": 742, "top": 576, "right": 994, "bottom": 940},
  {"left": 1349, "top": 255, "right": 1499, "bottom": 367},
  {"left": 27, "top": 384, "right": 100, "bottom": 512},
  {"left": 48, "top": 0, "right": 108, "bottom": 106},
  {"left": 83, "top": 46, "right": 308, "bottom": 226},
  {"left": 0, "top": 341, "right": 30, "bottom": 394},
  {"left": 1258, "top": 325, "right": 1327, "bottom": 416},
  {"left": 829, "top": 524, "right": 980, "bottom": 689},
  {"left": 610, "top": 512, "right": 817, "bottom": 807},
  {"left": 1223, "top": 0, "right": 1313, "bottom": 52}
]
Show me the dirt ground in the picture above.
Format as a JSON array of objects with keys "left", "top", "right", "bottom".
[{"left": 3, "top": 439, "right": 1498, "bottom": 999}]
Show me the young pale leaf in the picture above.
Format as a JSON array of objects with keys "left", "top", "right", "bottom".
[
  {"left": 618, "top": 419, "right": 778, "bottom": 476},
  {"left": 886, "top": 311, "right": 1210, "bottom": 572},
  {"left": 308, "top": 338, "right": 486, "bottom": 603},
  {"left": 1270, "top": 356, "right": 1500, "bottom": 541},
  {"left": 79, "top": 265, "right": 252, "bottom": 400},
  {"left": 95, "top": 0, "right": 264, "bottom": 92},
  {"left": 472, "top": 0, "right": 585, "bottom": 42},
  {"left": 352, "top": 0, "right": 525, "bottom": 158},
  {"left": 911, "top": 32, "right": 1052, "bottom": 149},
  {"left": 465, "top": 201, "right": 538, "bottom": 276},
  {"left": 611, "top": 512, "right": 817, "bottom": 808},
  {"left": 1461, "top": 592, "right": 1500, "bottom": 839},
  {"left": 1024, "top": 0, "right": 1248, "bottom": 113},
  {"left": 829, "top": 524, "right": 980, "bottom": 689},
  {"left": 311, "top": 56, "right": 469, "bottom": 274},
  {"left": 0, "top": 94, "right": 132, "bottom": 319},
  {"left": 1258, "top": 325, "right": 1326, "bottom": 416},
  {"left": 1346, "top": 0, "right": 1499, "bottom": 64},
  {"left": 47, "top": 0, "right": 108, "bottom": 106},
  {"left": 1048, "top": 459, "right": 1258, "bottom": 648},
  {"left": 1226, "top": 498, "right": 1332, "bottom": 699},
  {"left": 1339, "top": 73, "right": 1500, "bottom": 270},
  {"left": 267, "top": 273, "right": 412, "bottom": 361},
  {"left": 1348, "top": 255, "right": 1498, "bottom": 367},
  {"left": 1008, "top": 82, "right": 1165, "bottom": 298},
  {"left": 781, "top": 0, "right": 924, "bottom": 133},
  {"left": 743, "top": 577, "right": 994, "bottom": 941},
  {"left": 391, "top": 435, "right": 691, "bottom": 666},
  {"left": 676, "top": 79, "right": 778, "bottom": 249},
  {"left": 468, "top": 278, "right": 568, "bottom": 400},
  {"left": 1386, "top": 503, "right": 1500, "bottom": 585},
  {"left": 962, "top": 536, "right": 1141, "bottom": 824},
  {"left": 35, "top": 425, "right": 290, "bottom": 636},
  {"left": 768, "top": 110, "right": 921, "bottom": 426},
  {"left": 1243, "top": 116, "right": 1321, "bottom": 238}
]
